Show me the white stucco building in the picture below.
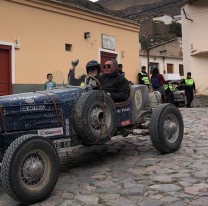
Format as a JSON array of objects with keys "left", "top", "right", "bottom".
[
  {"left": 140, "top": 38, "right": 184, "bottom": 78},
  {"left": 181, "top": 0, "right": 208, "bottom": 94}
]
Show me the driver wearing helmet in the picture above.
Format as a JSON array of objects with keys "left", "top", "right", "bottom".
[
  {"left": 86, "top": 60, "right": 101, "bottom": 87},
  {"left": 68, "top": 60, "right": 100, "bottom": 87}
]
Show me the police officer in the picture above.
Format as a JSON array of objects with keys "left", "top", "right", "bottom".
[
  {"left": 118, "top": 64, "right": 125, "bottom": 76},
  {"left": 181, "top": 72, "right": 196, "bottom": 108},
  {"left": 164, "top": 82, "right": 174, "bottom": 104},
  {"left": 138, "top": 66, "right": 150, "bottom": 86}
]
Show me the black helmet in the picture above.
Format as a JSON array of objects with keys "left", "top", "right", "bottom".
[{"left": 86, "top": 60, "right": 101, "bottom": 76}]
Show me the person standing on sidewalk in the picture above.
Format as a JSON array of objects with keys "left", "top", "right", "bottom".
[
  {"left": 164, "top": 82, "right": 174, "bottom": 104},
  {"left": 44, "top": 73, "right": 57, "bottom": 90},
  {"left": 181, "top": 72, "right": 196, "bottom": 108},
  {"left": 151, "top": 67, "right": 168, "bottom": 103},
  {"left": 118, "top": 64, "right": 125, "bottom": 77},
  {"left": 138, "top": 66, "right": 150, "bottom": 87}
]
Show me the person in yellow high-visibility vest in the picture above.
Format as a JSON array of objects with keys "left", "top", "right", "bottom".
[
  {"left": 180, "top": 72, "right": 196, "bottom": 108},
  {"left": 164, "top": 82, "right": 174, "bottom": 104},
  {"left": 138, "top": 66, "right": 150, "bottom": 87}
]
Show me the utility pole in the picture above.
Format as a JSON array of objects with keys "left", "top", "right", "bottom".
[{"left": 147, "top": 32, "right": 150, "bottom": 79}]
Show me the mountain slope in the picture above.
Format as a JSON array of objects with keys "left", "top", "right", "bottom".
[
  {"left": 97, "top": 0, "right": 181, "bottom": 18},
  {"left": 97, "top": 0, "right": 162, "bottom": 11}
]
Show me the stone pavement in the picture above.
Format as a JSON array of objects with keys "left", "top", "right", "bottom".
[{"left": 1, "top": 108, "right": 208, "bottom": 206}]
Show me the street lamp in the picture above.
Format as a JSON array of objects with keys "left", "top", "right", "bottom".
[{"left": 84, "top": 32, "right": 90, "bottom": 39}]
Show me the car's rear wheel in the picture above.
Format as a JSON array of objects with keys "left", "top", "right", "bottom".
[{"left": 149, "top": 104, "right": 184, "bottom": 154}]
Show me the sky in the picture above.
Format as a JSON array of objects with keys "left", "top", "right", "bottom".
[{"left": 89, "top": 0, "right": 99, "bottom": 2}]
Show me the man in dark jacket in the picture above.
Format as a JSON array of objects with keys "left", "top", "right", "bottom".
[
  {"left": 98, "top": 59, "right": 129, "bottom": 103},
  {"left": 118, "top": 64, "right": 125, "bottom": 76}
]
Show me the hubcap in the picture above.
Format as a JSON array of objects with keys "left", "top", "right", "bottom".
[
  {"left": 21, "top": 152, "right": 46, "bottom": 186},
  {"left": 90, "top": 106, "right": 104, "bottom": 129},
  {"left": 30, "top": 161, "right": 44, "bottom": 179},
  {"left": 163, "top": 114, "right": 179, "bottom": 143},
  {"left": 89, "top": 102, "right": 111, "bottom": 134},
  {"left": 168, "top": 122, "right": 177, "bottom": 135}
]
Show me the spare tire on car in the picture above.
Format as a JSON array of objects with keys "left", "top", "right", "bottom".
[{"left": 74, "top": 90, "right": 117, "bottom": 144}]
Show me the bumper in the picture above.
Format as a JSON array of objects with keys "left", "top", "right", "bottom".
[{"left": 174, "top": 98, "right": 185, "bottom": 103}]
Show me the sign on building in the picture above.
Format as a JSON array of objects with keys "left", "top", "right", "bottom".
[{"left": 102, "top": 34, "right": 115, "bottom": 50}]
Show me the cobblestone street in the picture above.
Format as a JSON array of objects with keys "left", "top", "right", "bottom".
[{"left": 1, "top": 108, "right": 208, "bottom": 206}]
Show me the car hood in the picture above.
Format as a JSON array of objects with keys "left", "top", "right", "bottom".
[{"left": 0, "top": 87, "right": 82, "bottom": 133}]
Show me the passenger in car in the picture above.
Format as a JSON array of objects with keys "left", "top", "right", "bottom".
[
  {"left": 97, "top": 59, "right": 130, "bottom": 103},
  {"left": 68, "top": 59, "right": 129, "bottom": 103}
]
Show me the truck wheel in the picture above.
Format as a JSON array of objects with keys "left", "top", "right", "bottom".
[
  {"left": 149, "top": 104, "right": 184, "bottom": 154},
  {"left": 1, "top": 135, "right": 59, "bottom": 205},
  {"left": 74, "top": 90, "right": 117, "bottom": 144}
]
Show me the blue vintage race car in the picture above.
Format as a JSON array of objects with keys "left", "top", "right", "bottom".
[{"left": 0, "top": 69, "right": 184, "bottom": 204}]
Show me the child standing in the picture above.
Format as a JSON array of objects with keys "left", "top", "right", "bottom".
[{"left": 44, "top": 73, "right": 57, "bottom": 90}]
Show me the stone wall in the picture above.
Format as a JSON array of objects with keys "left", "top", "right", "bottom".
[
  {"left": 140, "top": 19, "right": 155, "bottom": 37},
  {"left": 149, "top": 38, "right": 182, "bottom": 58},
  {"left": 140, "top": 19, "right": 170, "bottom": 37},
  {"left": 155, "top": 21, "right": 170, "bottom": 36}
]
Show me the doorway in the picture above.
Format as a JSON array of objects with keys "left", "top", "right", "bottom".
[{"left": 0, "top": 45, "right": 12, "bottom": 96}]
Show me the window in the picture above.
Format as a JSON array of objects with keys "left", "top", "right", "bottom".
[
  {"left": 149, "top": 63, "right": 159, "bottom": 74},
  {"left": 179, "top": 64, "right": 184, "bottom": 76},
  {"left": 167, "top": 64, "right": 174, "bottom": 73},
  {"left": 65, "top": 44, "right": 72, "bottom": 52},
  {"left": 159, "top": 50, "right": 166, "bottom": 56}
]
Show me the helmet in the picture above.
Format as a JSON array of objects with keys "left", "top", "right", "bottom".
[{"left": 86, "top": 60, "right": 101, "bottom": 77}]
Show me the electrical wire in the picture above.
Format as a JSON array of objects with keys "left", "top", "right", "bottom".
[{"left": 130, "top": 7, "right": 208, "bottom": 20}]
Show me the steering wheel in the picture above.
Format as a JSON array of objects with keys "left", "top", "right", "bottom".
[{"left": 85, "top": 75, "right": 102, "bottom": 90}]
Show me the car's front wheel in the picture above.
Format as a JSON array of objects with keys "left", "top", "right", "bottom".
[{"left": 1, "top": 135, "right": 59, "bottom": 205}]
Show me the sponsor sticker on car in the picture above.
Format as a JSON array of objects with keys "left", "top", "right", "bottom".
[
  {"left": 121, "top": 119, "right": 131, "bottom": 127},
  {"left": 38, "top": 127, "right": 63, "bottom": 137}
]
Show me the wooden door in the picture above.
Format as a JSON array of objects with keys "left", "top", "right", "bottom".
[
  {"left": 167, "top": 64, "right": 173, "bottom": 74},
  {"left": 100, "top": 51, "right": 117, "bottom": 73},
  {"left": 0, "top": 45, "right": 12, "bottom": 96}
]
